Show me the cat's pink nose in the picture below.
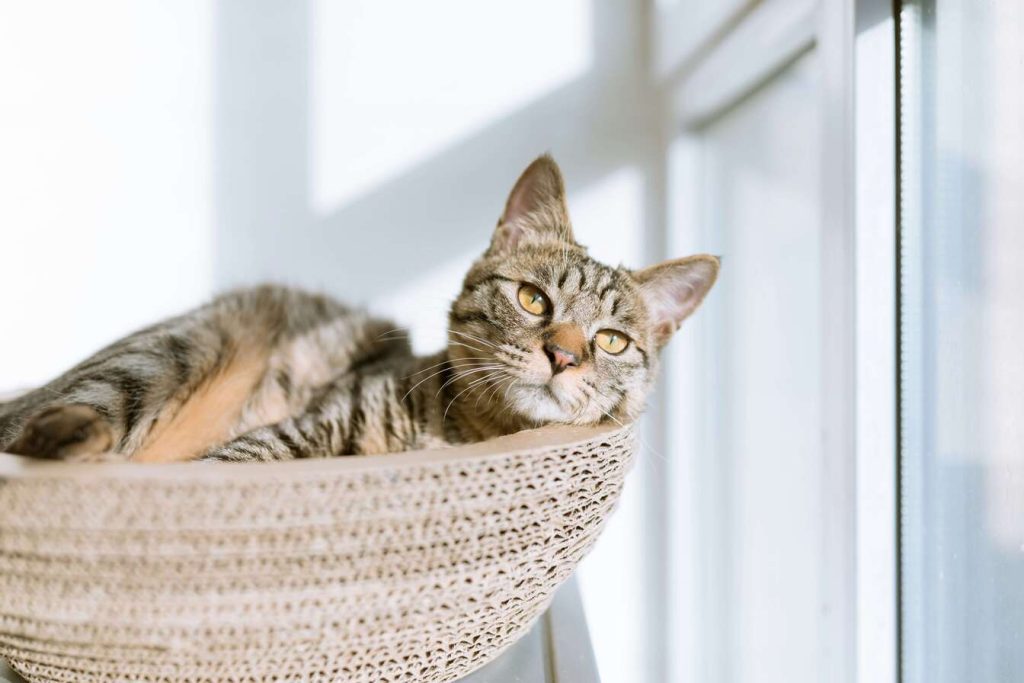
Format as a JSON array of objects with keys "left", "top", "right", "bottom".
[{"left": 544, "top": 343, "right": 578, "bottom": 374}]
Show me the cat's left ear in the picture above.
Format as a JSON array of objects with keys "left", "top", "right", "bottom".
[
  {"left": 634, "top": 254, "right": 720, "bottom": 346},
  {"left": 489, "top": 155, "right": 575, "bottom": 254}
]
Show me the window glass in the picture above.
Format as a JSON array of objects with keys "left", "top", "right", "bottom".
[{"left": 899, "top": 1, "right": 1024, "bottom": 681}]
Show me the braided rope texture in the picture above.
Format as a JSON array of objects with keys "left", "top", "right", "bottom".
[{"left": 0, "top": 425, "right": 634, "bottom": 683}]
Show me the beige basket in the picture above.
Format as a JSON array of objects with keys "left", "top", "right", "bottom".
[{"left": 0, "top": 424, "right": 634, "bottom": 683}]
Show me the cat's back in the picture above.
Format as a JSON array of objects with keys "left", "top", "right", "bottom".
[
  {"left": 197, "top": 284, "right": 406, "bottom": 365},
  {"left": 1, "top": 284, "right": 412, "bottom": 462}
]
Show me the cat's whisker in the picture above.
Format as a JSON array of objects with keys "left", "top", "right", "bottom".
[
  {"left": 447, "top": 340, "right": 491, "bottom": 355},
  {"left": 374, "top": 327, "right": 412, "bottom": 341},
  {"left": 401, "top": 362, "right": 488, "bottom": 388},
  {"left": 499, "top": 376, "right": 519, "bottom": 401},
  {"left": 405, "top": 357, "right": 491, "bottom": 378},
  {"left": 377, "top": 329, "right": 505, "bottom": 360},
  {"left": 440, "top": 362, "right": 503, "bottom": 395},
  {"left": 462, "top": 373, "right": 502, "bottom": 398},
  {"left": 470, "top": 374, "right": 510, "bottom": 410},
  {"left": 584, "top": 384, "right": 668, "bottom": 465},
  {"left": 436, "top": 365, "right": 504, "bottom": 397},
  {"left": 476, "top": 373, "right": 513, "bottom": 410},
  {"left": 569, "top": 391, "right": 589, "bottom": 415},
  {"left": 453, "top": 369, "right": 505, "bottom": 395},
  {"left": 467, "top": 370, "right": 512, "bottom": 411},
  {"left": 443, "top": 371, "right": 505, "bottom": 422},
  {"left": 448, "top": 330, "right": 501, "bottom": 351},
  {"left": 582, "top": 385, "right": 626, "bottom": 427},
  {"left": 375, "top": 332, "right": 418, "bottom": 344},
  {"left": 442, "top": 376, "right": 489, "bottom": 419},
  {"left": 399, "top": 362, "right": 488, "bottom": 403},
  {"left": 494, "top": 375, "right": 518, "bottom": 407}
]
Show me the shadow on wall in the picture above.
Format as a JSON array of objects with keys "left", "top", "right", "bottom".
[{"left": 212, "top": 0, "right": 663, "bottom": 303}]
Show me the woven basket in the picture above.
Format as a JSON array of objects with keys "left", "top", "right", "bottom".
[{"left": 0, "top": 424, "right": 634, "bottom": 683}]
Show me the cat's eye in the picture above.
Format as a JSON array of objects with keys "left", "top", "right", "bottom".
[
  {"left": 595, "top": 329, "right": 629, "bottom": 355},
  {"left": 517, "top": 284, "right": 550, "bottom": 316}
]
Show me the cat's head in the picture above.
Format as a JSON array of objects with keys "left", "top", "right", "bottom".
[{"left": 448, "top": 155, "right": 718, "bottom": 429}]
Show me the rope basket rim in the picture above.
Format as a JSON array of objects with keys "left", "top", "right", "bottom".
[{"left": 0, "top": 424, "right": 626, "bottom": 481}]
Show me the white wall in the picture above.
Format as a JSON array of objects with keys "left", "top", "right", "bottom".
[{"left": 0, "top": 1, "right": 214, "bottom": 389}]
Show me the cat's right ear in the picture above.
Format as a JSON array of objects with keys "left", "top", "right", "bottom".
[
  {"left": 634, "top": 254, "right": 720, "bottom": 347},
  {"left": 488, "top": 155, "right": 575, "bottom": 255}
]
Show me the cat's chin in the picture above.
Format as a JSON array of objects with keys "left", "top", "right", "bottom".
[{"left": 504, "top": 382, "right": 579, "bottom": 424}]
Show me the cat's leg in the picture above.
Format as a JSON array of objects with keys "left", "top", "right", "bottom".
[
  {"left": 201, "top": 317, "right": 418, "bottom": 463},
  {"left": 198, "top": 416, "right": 335, "bottom": 462},
  {"left": 0, "top": 305, "right": 237, "bottom": 460},
  {"left": 0, "top": 328, "right": 215, "bottom": 460},
  {"left": 199, "top": 374, "right": 376, "bottom": 462}
]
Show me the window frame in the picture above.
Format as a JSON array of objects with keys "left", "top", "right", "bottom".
[{"left": 656, "top": 1, "right": 899, "bottom": 681}]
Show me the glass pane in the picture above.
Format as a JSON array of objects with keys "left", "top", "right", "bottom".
[
  {"left": 668, "top": 51, "right": 825, "bottom": 682},
  {"left": 899, "top": 1, "right": 1024, "bottom": 681}
]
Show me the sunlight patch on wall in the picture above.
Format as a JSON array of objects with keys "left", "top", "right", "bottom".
[{"left": 310, "top": 0, "right": 592, "bottom": 215}]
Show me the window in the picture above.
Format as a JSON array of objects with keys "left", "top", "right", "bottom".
[
  {"left": 899, "top": 1, "right": 1024, "bottom": 680},
  {"left": 668, "top": 52, "right": 827, "bottom": 682}
]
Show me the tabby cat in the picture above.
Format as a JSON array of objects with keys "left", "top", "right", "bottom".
[{"left": 0, "top": 156, "right": 718, "bottom": 463}]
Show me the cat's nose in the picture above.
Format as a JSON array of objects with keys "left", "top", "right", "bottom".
[{"left": 544, "top": 342, "right": 579, "bottom": 374}]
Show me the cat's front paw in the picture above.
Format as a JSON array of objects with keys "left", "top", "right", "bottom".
[{"left": 8, "top": 404, "right": 115, "bottom": 460}]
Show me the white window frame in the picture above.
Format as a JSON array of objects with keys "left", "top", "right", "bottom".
[{"left": 653, "top": 1, "right": 899, "bottom": 681}]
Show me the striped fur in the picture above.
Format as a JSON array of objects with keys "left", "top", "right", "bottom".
[{"left": 0, "top": 156, "right": 719, "bottom": 463}]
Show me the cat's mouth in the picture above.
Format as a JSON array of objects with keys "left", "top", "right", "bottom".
[
  {"left": 503, "top": 375, "right": 589, "bottom": 424},
  {"left": 480, "top": 350, "right": 594, "bottom": 423}
]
